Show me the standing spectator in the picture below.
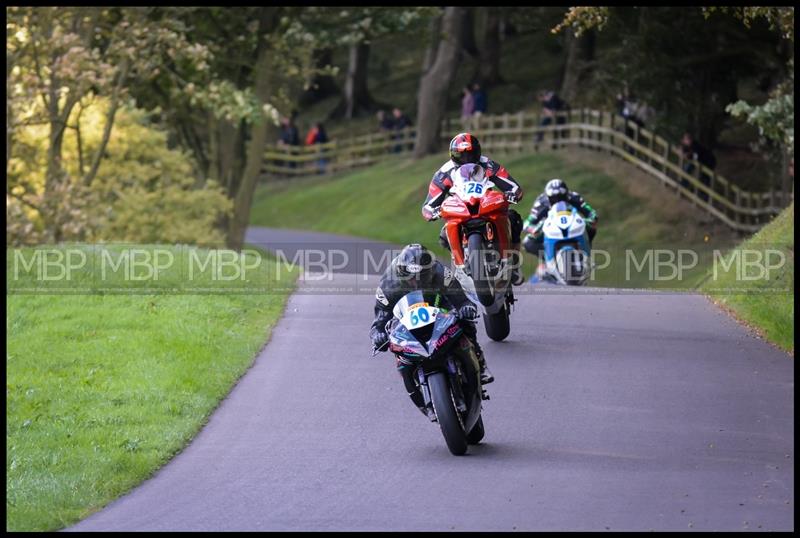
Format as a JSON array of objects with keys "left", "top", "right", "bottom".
[
  {"left": 376, "top": 110, "right": 394, "bottom": 132},
  {"left": 392, "top": 108, "right": 412, "bottom": 153},
  {"left": 535, "top": 90, "right": 567, "bottom": 147},
  {"left": 305, "top": 122, "right": 329, "bottom": 174},
  {"left": 472, "top": 83, "right": 487, "bottom": 115},
  {"left": 277, "top": 115, "right": 300, "bottom": 170},
  {"left": 680, "top": 132, "right": 716, "bottom": 202},
  {"left": 278, "top": 115, "right": 300, "bottom": 147},
  {"left": 616, "top": 89, "right": 645, "bottom": 153},
  {"left": 461, "top": 86, "right": 475, "bottom": 131}
]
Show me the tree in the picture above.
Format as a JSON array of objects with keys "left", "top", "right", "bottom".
[
  {"left": 474, "top": 7, "right": 504, "bottom": 87},
  {"left": 126, "top": 7, "right": 312, "bottom": 250},
  {"left": 314, "top": 8, "right": 434, "bottom": 120},
  {"left": 414, "top": 7, "right": 466, "bottom": 158},
  {"left": 6, "top": 6, "right": 219, "bottom": 243},
  {"left": 553, "top": 7, "right": 791, "bottom": 150},
  {"left": 298, "top": 47, "right": 339, "bottom": 107}
]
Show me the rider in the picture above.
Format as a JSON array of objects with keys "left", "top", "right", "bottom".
[
  {"left": 522, "top": 178, "right": 598, "bottom": 275},
  {"left": 421, "top": 133, "right": 526, "bottom": 285},
  {"left": 369, "top": 243, "right": 494, "bottom": 421}
]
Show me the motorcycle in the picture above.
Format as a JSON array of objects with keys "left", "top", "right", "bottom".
[
  {"left": 435, "top": 163, "right": 517, "bottom": 342},
  {"left": 539, "top": 201, "right": 592, "bottom": 285},
  {"left": 373, "top": 289, "right": 486, "bottom": 455}
]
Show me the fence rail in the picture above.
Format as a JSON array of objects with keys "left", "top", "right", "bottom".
[{"left": 262, "top": 109, "right": 791, "bottom": 233}]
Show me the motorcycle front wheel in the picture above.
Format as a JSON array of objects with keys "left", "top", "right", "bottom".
[
  {"left": 428, "top": 372, "right": 468, "bottom": 455},
  {"left": 466, "top": 415, "right": 485, "bottom": 445}
]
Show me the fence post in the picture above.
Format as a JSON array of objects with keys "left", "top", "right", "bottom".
[{"left": 517, "top": 111, "right": 524, "bottom": 152}]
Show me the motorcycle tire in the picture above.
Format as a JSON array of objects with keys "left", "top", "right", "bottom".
[
  {"left": 467, "top": 233, "right": 495, "bottom": 308},
  {"left": 428, "top": 372, "right": 468, "bottom": 456},
  {"left": 466, "top": 415, "right": 485, "bottom": 445},
  {"left": 483, "top": 304, "right": 510, "bottom": 342}
]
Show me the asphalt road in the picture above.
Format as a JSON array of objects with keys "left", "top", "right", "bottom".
[{"left": 68, "top": 228, "right": 794, "bottom": 531}]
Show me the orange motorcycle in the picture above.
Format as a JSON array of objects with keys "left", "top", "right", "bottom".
[{"left": 435, "top": 163, "right": 517, "bottom": 341}]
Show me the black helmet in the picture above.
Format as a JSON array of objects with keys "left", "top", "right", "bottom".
[
  {"left": 395, "top": 243, "right": 435, "bottom": 289},
  {"left": 449, "top": 132, "right": 481, "bottom": 165},
  {"left": 545, "top": 178, "right": 569, "bottom": 205}
]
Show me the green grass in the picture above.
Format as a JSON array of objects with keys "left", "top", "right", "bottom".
[
  {"left": 251, "top": 150, "right": 735, "bottom": 289},
  {"left": 6, "top": 245, "right": 299, "bottom": 531},
  {"left": 701, "top": 202, "right": 794, "bottom": 353}
]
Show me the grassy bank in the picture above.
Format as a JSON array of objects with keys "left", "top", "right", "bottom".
[
  {"left": 251, "top": 150, "right": 736, "bottom": 289},
  {"left": 6, "top": 245, "right": 299, "bottom": 531},
  {"left": 701, "top": 202, "right": 794, "bottom": 353}
]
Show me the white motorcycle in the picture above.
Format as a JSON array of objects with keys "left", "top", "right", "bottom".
[{"left": 539, "top": 201, "right": 592, "bottom": 286}]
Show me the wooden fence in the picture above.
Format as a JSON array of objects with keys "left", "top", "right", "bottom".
[{"left": 262, "top": 109, "right": 792, "bottom": 233}]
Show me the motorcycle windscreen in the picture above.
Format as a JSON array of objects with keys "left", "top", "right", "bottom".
[{"left": 392, "top": 290, "right": 441, "bottom": 355}]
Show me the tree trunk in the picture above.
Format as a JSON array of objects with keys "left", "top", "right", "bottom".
[
  {"left": 422, "top": 12, "right": 443, "bottom": 74},
  {"left": 218, "top": 118, "right": 242, "bottom": 194},
  {"left": 475, "top": 7, "right": 503, "bottom": 87},
  {"left": 462, "top": 7, "right": 479, "bottom": 58},
  {"left": 330, "top": 40, "right": 384, "bottom": 119},
  {"left": 414, "top": 7, "right": 466, "bottom": 159},
  {"left": 298, "top": 47, "right": 339, "bottom": 107},
  {"left": 559, "top": 31, "right": 581, "bottom": 105},
  {"left": 83, "top": 59, "right": 129, "bottom": 186},
  {"left": 226, "top": 7, "right": 281, "bottom": 251}
]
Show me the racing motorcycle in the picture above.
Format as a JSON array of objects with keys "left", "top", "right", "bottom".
[
  {"left": 373, "top": 289, "right": 486, "bottom": 455},
  {"left": 434, "top": 163, "right": 517, "bottom": 341},
  {"left": 539, "top": 201, "right": 592, "bottom": 285}
]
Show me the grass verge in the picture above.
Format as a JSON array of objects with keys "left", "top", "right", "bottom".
[
  {"left": 701, "top": 202, "right": 794, "bottom": 353},
  {"left": 6, "top": 245, "right": 299, "bottom": 531}
]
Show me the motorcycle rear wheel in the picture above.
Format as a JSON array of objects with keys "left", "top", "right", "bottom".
[{"left": 428, "top": 372, "right": 468, "bottom": 455}]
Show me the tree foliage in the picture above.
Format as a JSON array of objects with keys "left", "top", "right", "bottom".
[
  {"left": 7, "top": 98, "right": 231, "bottom": 246},
  {"left": 6, "top": 6, "right": 235, "bottom": 245},
  {"left": 552, "top": 6, "right": 793, "bottom": 152}
]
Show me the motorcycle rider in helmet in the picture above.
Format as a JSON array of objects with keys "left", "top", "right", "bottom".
[
  {"left": 369, "top": 243, "right": 494, "bottom": 421},
  {"left": 421, "top": 133, "right": 526, "bottom": 285},
  {"left": 522, "top": 178, "right": 598, "bottom": 277}
]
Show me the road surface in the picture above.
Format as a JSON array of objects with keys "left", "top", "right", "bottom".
[{"left": 68, "top": 227, "right": 794, "bottom": 531}]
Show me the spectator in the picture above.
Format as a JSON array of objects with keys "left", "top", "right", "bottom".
[
  {"left": 278, "top": 115, "right": 300, "bottom": 147},
  {"left": 472, "top": 83, "right": 487, "bottom": 115},
  {"left": 535, "top": 90, "right": 567, "bottom": 147},
  {"left": 376, "top": 110, "right": 394, "bottom": 132},
  {"left": 392, "top": 108, "right": 412, "bottom": 153},
  {"left": 680, "top": 132, "right": 716, "bottom": 202},
  {"left": 277, "top": 115, "right": 300, "bottom": 170},
  {"left": 461, "top": 86, "right": 475, "bottom": 131},
  {"left": 305, "top": 122, "right": 329, "bottom": 174},
  {"left": 615, "top": 89, "right": 648, "bottom": 154}
]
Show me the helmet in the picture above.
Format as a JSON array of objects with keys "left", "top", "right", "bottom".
[
  {"left": 395, "top": 243, "right": 435, "bottom": 289},
  {"left": 545, "top": 179, "right": 569, "bottom": 205},
  {"left": 449, "top": 133, "right": 481, "bottom": 165}
]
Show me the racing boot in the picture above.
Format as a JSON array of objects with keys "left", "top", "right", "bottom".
[{"left": 473, "top": 340, "right": 494, "bottom": 384}]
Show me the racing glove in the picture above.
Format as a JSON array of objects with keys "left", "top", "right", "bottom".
[
  {"left": 457, "top": 304, "right": 479, "bottom": 320},
  {"left": 371, "top": 331, "right": 389, "bottom": 352}
]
